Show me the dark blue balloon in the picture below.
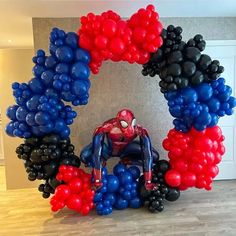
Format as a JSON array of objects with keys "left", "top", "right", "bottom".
[
  {"left": 55, "top": 63, "right": 69, "bottom": 74},
  {"left": 129, "top": 197, "right": 142, "bottom": 208},
  {"left": 6, "top": 105, "right": 18, "bottom": 120},
  {"left": 26, "top": 95, "right": 40, "bottom": 111},
  {"left": 103, "top": 193, "right": 116, "bottom": 206},
  {"left": 71, "top": 62, "right": 90, "bottom": 80},
  {"left": 16, "top": 107, "right": 28, "bottom": 121},
  {"left": 71, "top": 80, "right": 88, "bottom": 96},
  {"left": 26, "top": 112, "right": 36, "bottom": 126},
  {"left": 107, "top": 175, "right": 119, "bottom": 193},
  {"left": 45, "top": 56, "right": 57, "bottom": 68},
  {"left": 55, "top": 46, "right": 73, "bottom": 63},
  {"left": 128, "top": 166, "right": 141, "bottom": 180},
  {"left": 113, "top": 163, "right": 126, "bottom": 176},
  {"left": 114, "top": 197, "right": 128, "bottom": 210},
  {"left": 75, "top": 48, "right": 91, "bottom": 64},
  {"left": 65, "top": 32, "right": 78, "bottom": 49},
  {"left": 181, "top": 87, "right": 198, "bottom": 103},
  {"left": 29, "top": 78, "right": 44, "bottom": 94},
  {"left": 5, "top": 122, "right": 15, "bottom": 136},
  {"left": 41, "top": 70, "right": 54, "bottom": 86},
  {"left": 119, "top": 171, "right": 133, "bottom": 185},
  {"left": 35, "top": 111, "right": 50, "bottom": 125},
  {"left": 195, "top": 83, "right": 213, "bottom": 101}
]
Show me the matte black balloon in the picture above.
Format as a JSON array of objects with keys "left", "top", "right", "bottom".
[
  {"left": 154, "top": 160, "right": 170, "bottom": 173},
  {"left": 182, "top": 61, "right": 196, "bottom": 77},
  {"left": 42, "top": 134, "right": 60, "bottom": 144},
  {"left": 167, "top": 51, "right": 183, "bottom": 64},
  {"left": 198, "top": 54, "right": 212, "bottom": 70},
  {"left": 167, "top": 63, "right": 182, "bottom": 77},
  {"left": 184, "top": 47, "right": 201, "bottom": 63},
  {"left": 165, "top": 188, "right": 180, "bottom": 202},
  {"left": 191, "top": 71, "right": 204, "bottom": 85},
  {"left": 44, "top": 162, "right": 58, "bottom": 178}
]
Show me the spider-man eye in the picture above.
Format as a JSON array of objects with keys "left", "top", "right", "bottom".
[
  {"left": 131, "top": 118, "right": 136, "bottom": 127},
  {"left": 120, "top": 120, "right": 128, "bottom": 128}
]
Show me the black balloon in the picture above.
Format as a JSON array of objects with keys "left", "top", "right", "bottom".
[
  {"left": 16, "top": 134, "right": 80, "bottom": 198},
  {"left": 138, "top": 159, "right": 180, "bottom": 213},
  {"left": 142, "top": 25, "right": 224, "bottom": 92}
]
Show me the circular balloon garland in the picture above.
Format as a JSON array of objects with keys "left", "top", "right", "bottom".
[{"left": 5, "top": 5, "right": 236, "bottom": 216}]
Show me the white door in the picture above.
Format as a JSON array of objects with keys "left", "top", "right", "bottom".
[{"left": 205, "top": 41, "right": 236, "bottom": 180}]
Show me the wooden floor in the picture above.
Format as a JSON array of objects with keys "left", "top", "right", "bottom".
[{"left": 0, "top": 166, "right": 236, "bottom": 236}]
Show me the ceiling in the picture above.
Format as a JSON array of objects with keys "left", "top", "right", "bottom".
[{"left": 1, "top": 0, "right": 236, "bottom": 48}]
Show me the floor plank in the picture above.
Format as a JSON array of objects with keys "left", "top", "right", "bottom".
[{"left": 0, "top": 166, "right": 236, "bottom": 236}]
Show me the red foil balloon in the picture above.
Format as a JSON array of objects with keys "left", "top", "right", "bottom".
[
  {"left": 50, "top": 165, "right": 95, "bottom": 215},
  {"left": 78, "top": 5, "right": 163, "bottom": 74},
  {"left": 163, "top": 126, "right": 225, "bottom": 191}
]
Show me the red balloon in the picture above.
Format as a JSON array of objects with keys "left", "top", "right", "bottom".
[
  {"left": 94, "top": 35, "right": 108, "bottom": 49},
  {"left": 102, "top": 19, "right": 117, "bottom": 38},
  {"left": 165, "top": 170, "right": 181, "bottom": 187},
  {"left": 172, "top": 159, "right": 188, "bottom": 172},
  {"left": 181, "top": 172, "right": 196, "bottom": 187},
  {"left": 110, "top": 38, "right": 125, "bottom": 55},
  {"left": 133, "top": 27, "right": 146, "bottom": 43},
  {"left": 66, "top": 194, "right": 82, "bottom": 211},
  {"left": 81, "top": 204, "right": 90, "bottom": 216},
  {"left": 68, "top": 177, "right": 82, "bottom": 193},
  {"left": 55, "top": 185, "right": 71, "bottom": 200}
]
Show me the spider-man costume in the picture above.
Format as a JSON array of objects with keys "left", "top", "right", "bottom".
[{"left": 80, "top": 109, "right": 159, "bottom": 190}]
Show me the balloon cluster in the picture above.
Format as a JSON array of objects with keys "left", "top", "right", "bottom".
[
  {"left": 50, "top": 165, "right": 95, "bottom": 215},
  {"left": 6, "top": 28, "right": 91, "bottom": 139},
  {"left": 164, "top": 78, "right": 236, "bottom": 131},
  {"left": 138, "top": 160, "right": 180, "bottom": 213},
  {"left": 94, "top": 164, "right": 142, "bottom": 215},
  {"left": 163, "top": 126, "right": 225, "bottom": 190},
  {"left": 78, "top": 4, "right": 163, "bottom": 74},
  {"left": 15, "top": 134, "right": 81, "bottom": 198},
  {"left": 142, "top": 25, "right": 224, "bottom": 93}
]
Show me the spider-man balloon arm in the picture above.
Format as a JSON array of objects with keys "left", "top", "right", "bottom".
[
  {"left": 92, "top": 122, "right": 113, "bottom": 187},
  {"left": 136, "top": 125, "right": 155, "bottom": 190}
]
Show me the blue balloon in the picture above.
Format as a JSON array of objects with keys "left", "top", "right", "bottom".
[
  {"left": 119, "top": 171, "right": 133, "bottom": 185},
  {"left": 35, "top": 111, "right": 50, "bottom": 125},
  {"left": 55, "top": 63, "right": 69, "bottom": 74},
  {"left": 16, "top": 107, "right": 28, "bottom": 121},
  {"left": 75, "top": 48, "right": 91, "bottom": 63},
  {"left": 128, "top": 166, "right": 141, "bottom": 180},
  {"left": 181, "top": 87, "right": 198, "bottom": 103},
  {"left": 29, "top": 78, "right": 44, "bottom": 94},
  {"left": 129, "top": 197, "right": 142, "bottom": 208},
  {"left": 94, "top": 192, "right": 103, "bottom": 203},
  {"left": 114, "top": 197, "right": 128, "bottom": 210},
  {"left": 41, "top": 70, "right": 54, "bottom": 86},
  {"left": 113, "top": 163, "right": 126, "bottom": 176},
  {"left": 71, "top": 62, "right": 90, "bottom": 80},
  {"left": 195, "top": 83, "right": 213, "bottom": 101},
  {"left": 55, "top": 46, "right": 73, "bottom": 62},
  {"left": 103, "top": 193, "right": 116, "bottom": 206},
  {"left": 122, "top": 190, "right": 132, "bottom": 200},
  {"left": 5, "top": 122, "right": 15, "bottom": 136},
  {"left": 71, "top": 80, "right": 88, "bottom": 96},
  {"left": 107, "top": 175, "right": 119, "bottom": 193},
  {"left": 6, "top": 105, "right": 18, "bottom": 120},
  {"left": 26, "top": 112, "right": 36, "bottom": 126},
  {"left": 26, "top": 95, "right": 40, "bottom": 111},
  {"left": 65, "top": 32, "right": 78, "bottom": 49},
  {"left": 33, "top": 65, "right": 45, "bottom": 77},
  {"left": 45, "top": 56, "right": 57, "bottom": 68}
]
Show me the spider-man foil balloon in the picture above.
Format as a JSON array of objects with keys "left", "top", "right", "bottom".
[{"left": 80, "top": 109, "right": 159, "bottom": 190}]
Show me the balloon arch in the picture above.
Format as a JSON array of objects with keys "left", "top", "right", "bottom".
[{"left": 5, "top": 5, "right": 236, "bottom": 215}]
